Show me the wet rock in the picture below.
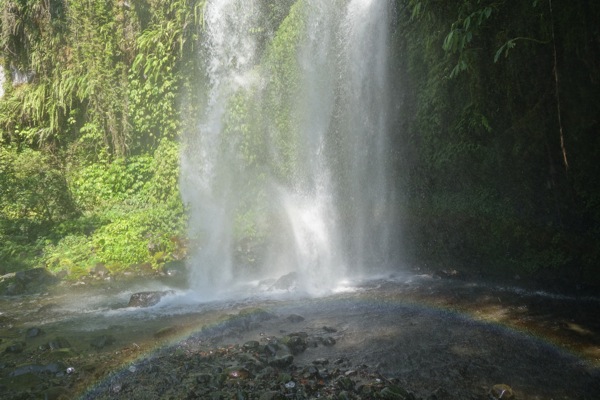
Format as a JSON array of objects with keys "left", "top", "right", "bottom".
[
  {"left": 162, "top": 260, "right": 187, "bottom": 277},
  {"left": 195, "top": 373, "right": 213, "bottom": 384},
  {"left": 428, "top": 387, "right": 451, "bottom": 400},
  {"left": 0, "top": 268, "right": 58, "bottom": 295},
  {"left": 237, "top": 307, "right": 276, "bottom": 325},
  {"left": 256, "top": 366, "right": 276, "bottom": 380},
  {"left": 90, "top": 334, "right": 116, "bottom": 350},
  {"left": 319, "top": 368, "right": 331, "bottom": 380},
  {"left": 380, "top": 385, "right": 415, "bottom": 400},
  {"left": 286, "top": 314, "right": 305, "bottom": 323},
  {"left": 323, "top": 326, "right": 337, "bottom": 333},
  {"left": 9, "top": 362, "right": 64, "bottom": 377},
  {"left": 226, "top": 366, "right": 250, "bottom": 380},
  {"left": 25, "top": 327, "right": 45, "bottom": 338},
  {"left": 259, "top": 391, "right": 285, "bottom": 400},
  {"left": 269, "top": 355, "right": 294, "bottom": 368},
  {"left": 302, "top": 365, "right": 319, "bottom": 378},
  {"left": 236, "top": 352, "right": 265, "bottom": 370},
  {"left": 4, "top": 341, "right": 25, "bottom": 353},
  {"left": 243, "top": 340, "right": 260, "bottom": 350},
  {"left": 281, "top": 334, "right": 307, "bottom": 355},
  {"left": 16, "top": 268, "right": 56, "bottom": 284},
  {"left": 336, "top": 376, "right": 355, "bottom": 391},
  {"left": 47, "top": 337, "right": 71, "bottom": 350},
  {"left": 131, "top": 262, "right": 155, "bottom": 275},
  {"left": 489, "top": 384, "right": 514, "bottom": 399},
  {"left": 5, "top": 281, "right": 25, "bottom": 295},
  {"left": 127, "top": 290, "right": 175, "bottom": 308},
  {"left": 319, "top": 336, "right": 337, "bottom": 346},
  {"left": 271, "top": 272, "right": 298, "bottom": 290},
  {"left": 337, "top": 391, "right": 351, "bottom": 400},
  {"left": 263, "top": 342, "right": 278, "bottom": 356}
]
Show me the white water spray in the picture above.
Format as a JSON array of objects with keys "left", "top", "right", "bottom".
[{"left": 181, "top": 0, "right": 395, "bottom": 299}]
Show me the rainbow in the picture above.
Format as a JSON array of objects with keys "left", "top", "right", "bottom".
[{"left": 75, "top": 288, "right": 600, "bottom": 399}]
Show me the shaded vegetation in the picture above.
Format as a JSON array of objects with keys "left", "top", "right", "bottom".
[{"left": 394, "top": 0, "right": 600, "bottom": 283}]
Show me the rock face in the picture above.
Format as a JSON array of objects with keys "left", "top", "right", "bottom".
[{"left": 127, "top": 290, "right": 175, "bottom": 308}]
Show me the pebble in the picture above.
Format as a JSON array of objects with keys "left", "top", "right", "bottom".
[{"left": 489, "top": 384, "right": 514, "bottom": 399}]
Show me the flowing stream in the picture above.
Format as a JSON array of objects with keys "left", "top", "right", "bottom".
[{"left": 181, "top": 0, "right": 397, "bottom": 299}]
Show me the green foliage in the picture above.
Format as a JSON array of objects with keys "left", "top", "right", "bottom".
[
  {"left": 42, "top": 200, "right": 185, "bottom": 276},
  {"left": 93, "top": 204, "right": 184, "bottom": 271},
  {"left": 127, "top": 0, "right": 205, "bottom": 152},
  {"left": 41, "top": 148, "right": 185, "bottom": 276},
  {"left": 143, "top": 138, "right": 182, "bottom": 204},
  {"left": 0, "top": 146, "right": 78, "bottom": 271},
  {"left": 261, "top": 0, "right": 307, "bottom": 182},
  {"left": 0, "top": 0, "right": 196, "bottom": 277},
  {"left": 0, "top": 147, "right": 77, "bottom": 224},
  {"left": 69, "top": 155, "right": 153, "bottom": 209}
]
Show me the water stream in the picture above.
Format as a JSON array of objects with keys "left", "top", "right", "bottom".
[
  {"left": 181, "top": 0, "right": 397, "bottom": 299},
  {"left": 1, "top": 274, "right": 599, "bottom": 399}
]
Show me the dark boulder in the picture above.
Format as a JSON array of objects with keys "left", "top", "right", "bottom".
[
  {"left": 0, "top": 268, "right": 57, "bottom": 295},
  {"left": 25, "top": 327, "right": 45, "bottom": 338},
  {"left": 127, "top": 290, "right": 175, "bottom": 308}
]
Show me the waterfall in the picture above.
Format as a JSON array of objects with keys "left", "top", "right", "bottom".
[{"left": 181, "top": 0, "right": 395, "bottom": 299}]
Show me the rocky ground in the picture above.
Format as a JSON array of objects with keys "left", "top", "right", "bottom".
[{"left": 1, "top": 269, "right": 599, "bottom": 399}]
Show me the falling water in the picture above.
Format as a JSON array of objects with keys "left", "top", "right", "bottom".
[{"left": 181, "top": 0, "right": 396, "bottom": 298}]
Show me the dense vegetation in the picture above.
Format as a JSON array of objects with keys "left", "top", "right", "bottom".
[
  {"left": 394, "top": 0, "right": 600, "bottom": 284},
  {"left": 1, "top": 0, "right": 598, "bottom": 285},
  {"left": 0, "top": 0, "right": 201, "bottom": 277}
]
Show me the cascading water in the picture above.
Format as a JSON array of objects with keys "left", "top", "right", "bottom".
[{"left": 181, "top": 0, "right": 396, "bottom": 299}]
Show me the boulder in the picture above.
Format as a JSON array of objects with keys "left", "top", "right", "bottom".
[
  {"left": 271, "top": 272, "right": 298, "bottom": 291},
  {"left": 0, "top": 268, "right": 57, "bottom": 295},
  {"left": 127, "top": 290, "right": 175, "bottom": 308}
]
